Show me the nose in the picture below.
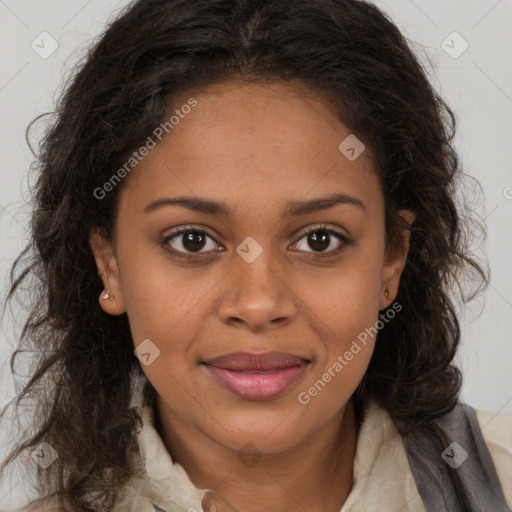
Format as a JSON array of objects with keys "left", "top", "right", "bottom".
[{"left": 216, "top": 245, "right": 298, "bottom": 332}]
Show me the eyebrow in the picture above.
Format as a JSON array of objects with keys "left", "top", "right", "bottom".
[{"left": 143, "top": 192, "right": 365, "bottom": 217}]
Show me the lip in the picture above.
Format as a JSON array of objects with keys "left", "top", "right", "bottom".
[{"left": 202, "top": 351, "right": 311, "bottom": 400}]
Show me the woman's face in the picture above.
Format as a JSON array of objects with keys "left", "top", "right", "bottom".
[{"left": 91, "top": 80, "right": 410, "bottom": 454}]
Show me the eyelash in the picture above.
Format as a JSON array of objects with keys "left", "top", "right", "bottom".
[{"left": 160, "top": 224, "right": 352, "bottom": 260}]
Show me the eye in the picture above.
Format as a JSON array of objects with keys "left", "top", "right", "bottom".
[
  {"left": 161, "top": 226, "right": 221, "bottom": 258},
  {"left": 291, "top": 225, "right": 351, "bottom": 257},
  {"left": 161, "top": 224, "right": 351, "bottom": 260}
]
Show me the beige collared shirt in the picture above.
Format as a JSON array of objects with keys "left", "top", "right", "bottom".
[{"left": 111, "top": 398, "right": 512, "bottom": 512}]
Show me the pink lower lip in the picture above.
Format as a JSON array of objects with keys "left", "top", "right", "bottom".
[{"left": 203, "top": 363, "right": 309, "bottom": 400}]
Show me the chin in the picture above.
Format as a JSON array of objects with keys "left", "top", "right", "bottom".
[{"left": 210, "top": 414, "right": 311, "bottom": 455}]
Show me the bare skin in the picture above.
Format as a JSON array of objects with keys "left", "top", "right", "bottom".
[{"left": 90, "top": 80, "right": 412, "bottom": 512}]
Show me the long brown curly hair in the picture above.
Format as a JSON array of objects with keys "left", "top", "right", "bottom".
[{"left": 0, "top": 0, "right": 488, "bottom": 510}]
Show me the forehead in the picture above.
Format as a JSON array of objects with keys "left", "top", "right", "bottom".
[
  {"left": 163, "top": 80, "right": 373, "bottom": 166},
  {"left": 118, "top": 80, "right": 381, "bottom": 218}
]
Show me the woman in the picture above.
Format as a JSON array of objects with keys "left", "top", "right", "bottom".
[{"left": 1, "top": 0, "right": 511, "bottom": 511}]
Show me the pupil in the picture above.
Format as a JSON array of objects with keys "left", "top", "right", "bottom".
[
  {"left": 309, "top": 230, "right": 330, "bottom": 252},
  {"left": 179, "top": 230, "right": 331, "bottom": 253},
  {"left": 183, "top": 231, "right": 206, "bottom": 252}
]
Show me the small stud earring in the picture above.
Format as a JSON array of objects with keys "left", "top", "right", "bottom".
[
  {"left": 101, "top": 289, "right": 110, "bottom": 300},
  {"left": 385, "top": 289, "right": 390, "bottom": 299}
]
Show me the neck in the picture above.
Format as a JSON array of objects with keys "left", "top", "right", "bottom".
[{"left": 154, "top": 397, "right": 359, "bottom": 512}]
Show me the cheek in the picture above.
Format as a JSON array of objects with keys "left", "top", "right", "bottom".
[
  {"left": 116, "top": 239, "right": 214, "bottom": 344},
  {"left": 302, "top": 248, "right": 384, "bottom": 340},
  {"left": 296, "top": 269, "right": 381, "bottom": 416},
  {"left": 296, "top": 246, "right": 383, "bottom": 394}
]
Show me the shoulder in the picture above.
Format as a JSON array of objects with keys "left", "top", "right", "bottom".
[{"left": 474, "top": 407, "right": 512, "bottom": 509}]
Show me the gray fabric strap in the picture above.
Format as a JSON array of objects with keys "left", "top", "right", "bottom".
[{"left": 402, "top": 401, "right": 510, "bottom": 511}]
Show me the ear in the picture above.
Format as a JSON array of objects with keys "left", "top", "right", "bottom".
[
  {"left": 379, "top": 210, "right": 415, "bottom": 309},
  {"left": 89, "top": 227, "right": 126, "bottom": 315}
]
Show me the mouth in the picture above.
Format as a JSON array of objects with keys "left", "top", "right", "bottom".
[{"left": 201, "top": 351, "right": 311, "bottom": 401}]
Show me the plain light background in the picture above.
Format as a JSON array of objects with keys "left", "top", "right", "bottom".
[{"left": 1, "top": 0, "right": 511, "bottom": 507}]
